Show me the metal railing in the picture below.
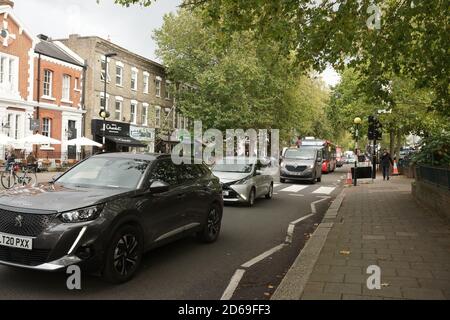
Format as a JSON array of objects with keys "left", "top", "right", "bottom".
[{"left": 416, "top": 165, "right": 450, "bottom": 190}]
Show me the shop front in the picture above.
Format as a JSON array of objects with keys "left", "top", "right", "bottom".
[
  {"left": 91, "top": 119, "right": 146, "bottom": 152},
  {"left": 130, "top": 125, "right": 155, "bottom": 153}
]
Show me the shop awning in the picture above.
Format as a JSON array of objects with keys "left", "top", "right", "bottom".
[{"left": 105, "top": 135, "right": 147, "bottom": 148}]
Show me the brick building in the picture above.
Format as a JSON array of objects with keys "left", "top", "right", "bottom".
[
  {"left": 0, "top": 0, "right": 35, "bottom": 158},
  {"left": 0, "top": 1, "right": 86, "bottom": 164},
  {"left": 59, "top": 35, "right": 187, "bottom": 153}
]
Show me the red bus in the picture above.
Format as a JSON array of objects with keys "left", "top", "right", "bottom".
[{"left": 301, "top": 138, "right": 337, "bottom": 173}]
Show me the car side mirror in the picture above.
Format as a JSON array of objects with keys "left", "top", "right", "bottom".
[
  {"left": 317, "top": 158, "right": 322, "bottom": 163},
  {"left": 148, "top": 180, "right": 170, "bottom": 193},
  {"left": 255, "top": 170, "right": 262, "bottom": 176}
]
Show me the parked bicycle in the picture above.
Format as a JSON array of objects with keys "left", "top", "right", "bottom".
[{"left": 1, "top": 162, "right": 38, "bottom": 190}]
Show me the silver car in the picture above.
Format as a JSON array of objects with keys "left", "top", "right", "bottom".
[
  {"left": 212, "top": 157, "right": 274, "bottom": 206},
  {"left": 280, "top": 148, "right": 323, "bottom": 183}
]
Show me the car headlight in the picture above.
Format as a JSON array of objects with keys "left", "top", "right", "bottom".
[
  {"left": 60, "top": 204, "right": 104, "bottom": 223},
  {"left": 234, "top": 175, "right": 252, "bottom": 185},
  {"left": 280, "top": 162, "right": 286, "bottom": 168}
]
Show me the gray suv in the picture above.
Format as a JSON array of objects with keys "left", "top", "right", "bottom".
[{"left": 280, "top": 148, "right": 323, "bottom": 183}]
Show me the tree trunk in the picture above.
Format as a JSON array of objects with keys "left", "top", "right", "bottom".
[
  {"left": 395, "top": 129, "right": 402, "bottom": 162},
  {"left": 389, "top": 130, "right": 395, "bottom": 156}
]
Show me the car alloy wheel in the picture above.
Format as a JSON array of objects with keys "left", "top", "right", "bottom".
[
  {"left": 207, "top": 208, "right": 221, "bottom": 239},
  {"left": 103, "top": 224, "right": 143, "bottom": 283},
  {"left": 265, "top": 183, "right": 273, "bottom": 199},
  {"left": 247, "top": 188, "right": 256, "bottom": 207},
  {"left": 113, "top": 234, "right": 139, "bottom": 277},
  {"left": 197, "top": 204, "right": 222, "bottom": 243}
]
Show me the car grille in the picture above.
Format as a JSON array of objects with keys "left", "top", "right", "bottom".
[
  {"left": 286, "top": 165, "right": 307, "bottom": 172},
  {"left": 0, "top": 246, "right": 50, "bottom": 266},
  {"left": 0, "top": 209, "right": 56, "bottom": 237}
]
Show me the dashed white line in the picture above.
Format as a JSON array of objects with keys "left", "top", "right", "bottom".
[
  {"left": 311, "top": 196, "right": 331, "bottom": 214},
  {"left": 288, "top": 194, "right": 304, "bottom": 197},
  {"left": 241, "top": 244, "right": 287, "bottom": 269},
  {"left": 312, "top": 186, "right": 335, "bottom": 195},
  {"left": 279, "top": 185, "right": 309, "bottom": 193},
  {"left": 220, "top": 269, "right": 246, "bottom": 300},
  {"left": 285, "top": 213, "right": 315, "bottom": 244}
]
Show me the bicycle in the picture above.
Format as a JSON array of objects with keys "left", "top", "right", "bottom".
[{"left": 1, "top": 163, "right": 38, "bottom": 190}]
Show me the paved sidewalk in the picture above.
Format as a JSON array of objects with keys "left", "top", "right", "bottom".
[{"left": 274, "top": 175, "right": 450, "bottom": 300}]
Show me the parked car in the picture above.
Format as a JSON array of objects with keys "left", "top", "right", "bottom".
[
  {"left": 0, "top": 153, "right": 223, "bottom": 283},
  {"left": 212, "top": 157, "right": 274, "bottom": 206},
  {"left": 279, "top": 147, "right": 323, "bottom": 184}
]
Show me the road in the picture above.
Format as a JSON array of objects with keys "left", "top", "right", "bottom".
[{"left": 0, "top": 167, "right": 347, "bottom": 299}]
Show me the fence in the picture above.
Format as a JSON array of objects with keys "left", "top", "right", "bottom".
[{"left": 416, "top": 165, "right": 450, "bottom": 190}]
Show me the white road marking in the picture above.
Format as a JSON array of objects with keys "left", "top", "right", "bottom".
[
  {"left": 241, "top": 244, "right": 286, "bottom": 269},
  {"left": 285, "top": 213, "right": 315, "bottom": 244},
  {"left": 288, "top": 194, "right": 304, "bottom": 197},
  {"left": 312, "top": 186, "right": 335, "bottom": 195},
  {"left": 273, "top": 183, "right": 281, "bottom": 188},
  {"left": 220, "top": 269, "right": 246, "bottom": 300},
  {"left": 311, "top": 196, "right": 331, "bottom": 214},
  {"left": 290, "top": 213, "right": 315, "bottom": 225},
  {"left": 279, "top": 185, "right": 309, "bottom": 193}
]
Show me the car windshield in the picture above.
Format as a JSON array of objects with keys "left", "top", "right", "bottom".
[
  {"left": 212, "top": 160, "right": 254, "bottom": 173},
  {"left": 57, "top": 157, "right": 151, "bottom": 189},
  {"left": 284, "top": 148, "right": 316, "bottom": 160}
]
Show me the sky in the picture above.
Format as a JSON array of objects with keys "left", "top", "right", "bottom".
[{"left": 13, "top": 0, "right": 340, "bottom": 86}]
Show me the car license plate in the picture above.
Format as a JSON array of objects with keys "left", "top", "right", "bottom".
[
  {"left": 222, "top": 190, "right": 229, "bottom": 196},
  {"left": 0, "top": 232, "right": 33, "bottom": 250}
]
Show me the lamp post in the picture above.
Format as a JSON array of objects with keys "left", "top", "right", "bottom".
[
  {"left": 353, "top": 117, "right": 362, "bottom": 186},
  {"left": 101, "top": 52, "right": 117, "bottom": 151}
]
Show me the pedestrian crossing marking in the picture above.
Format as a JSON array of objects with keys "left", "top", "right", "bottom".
[
  {"left": 273, "top": 183, "right": 281, "bottom": 188},
  {"left": 312, "top": 187, "right": 335, "bottom": 195},
  {"left": 279, "top": 185, "right": 309, "bottom": 193}
]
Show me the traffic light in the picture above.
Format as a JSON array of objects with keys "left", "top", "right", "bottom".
[{"left": 368, "top": 115, "right": 375, "bottom": 140}]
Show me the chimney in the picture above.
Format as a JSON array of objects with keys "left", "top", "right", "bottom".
[{"left": 0, "top": 0, "right": 14, "bottom": 8}]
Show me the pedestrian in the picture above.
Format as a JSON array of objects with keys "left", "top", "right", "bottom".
[
  {"left": 380, "top": 149, "right": 394, "bottom": 181},
  {"left": 5, "top": 149, "right": 16, "bottom": 171},
  {"left": 26, "top": 152, "right": 38, "bottom": 172},
  {"left": 295, "top": 136, "right": 302, "bottom": 148}
]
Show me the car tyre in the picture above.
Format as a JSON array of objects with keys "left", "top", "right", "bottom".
[
  {"left": 265, "top": 183, "right": 273, "bottom": 199},
  {"left": 280, "top": 178, "right": 286, "bottom": 183},
  {"left": 102, "top": 224, "right": 143, "bottom": 284},
  {"left": 317, "top": 176, "right": 322, "bottom": 182},
  {"left": 197, "top": 203, "right": 222, "bottom": 243},
  {"left": 247, "top": 187, "right": 256, "bottom": 207}
]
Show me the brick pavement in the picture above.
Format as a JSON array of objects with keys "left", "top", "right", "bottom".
[{"left": 300, "top": 176, "right": 450, "bottom": 300}]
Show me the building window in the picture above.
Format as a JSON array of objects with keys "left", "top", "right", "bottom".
[
  {"left": 100, "top": 58, "right": 110, "bottom": 82},
  {"left": 116, "top": 65, "right": 123, "bottom": 86},
  {"left": 155, "top": 106, "right": 161, "bottom": 127},
  {"left": 14, "top": 114, "right": 20, "bottom": 140},
  {"left": 42, "top": 118, "right": 51, "bottom": 137},
  {"left": 165, "top": 81, "right": 171, "bottom": 100},
  {"left": 164, "top": 108, "right": 171, "bottom": 128},
  {"left": 74, "top": 77, "right": 80, "bottom": 90},
  {"left": 131, "top": 69, "right": 138, "bottom": 91},
  {"left": 43, "top": 69, "right": 53, "bottom": 97},
  {"left": 115, "top": 100, "right": 122, "bottom": 121},
  {"left": 155, "top": 78, "right": 161, "bottom": 97},
  {"left": 62, "top": 74, "right": 71, "bottom": 101},
  {"left": 143, "top": 73, "right": 149, "bottom": 93},
  {"left": 130, "top": 101, "right": 137, "bottom": 124},
  {"left": 142, "top": 104, "right": 148, "bottom": 125},
  {"left": 6, "top": 113, "right": 11, "bottom": 136},
  {"left": 100, "top": 94, "right": 109, "bottom": 111},
  {"left": 0, "top": 54, "right": 18, "bottom": 91}
]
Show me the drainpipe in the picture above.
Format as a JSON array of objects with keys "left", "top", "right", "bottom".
[
  {"left": 81, "top": 60, "right": 87, "bottom": 137},
  {"left": 36, "top": 53, "right": 41, "bottom": 129}
]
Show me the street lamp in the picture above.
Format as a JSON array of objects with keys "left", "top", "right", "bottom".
[
  {"left": 353, "top": 117, "right": 362, "bottom": 186},
  {"left": 101, "top": 52, "right": 117, "bottom": 151}
]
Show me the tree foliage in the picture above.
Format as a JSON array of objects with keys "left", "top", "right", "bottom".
[{"left": 152, "top": 9, "right": 331, "bottom": 144}]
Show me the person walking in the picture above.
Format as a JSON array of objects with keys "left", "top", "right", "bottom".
[{"left": 380, "top": 149, "right": 394, "bottom": 180}]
